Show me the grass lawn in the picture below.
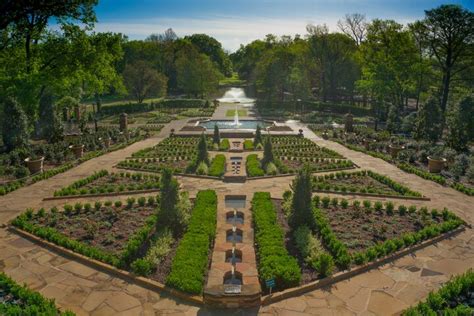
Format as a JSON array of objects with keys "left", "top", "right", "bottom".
[{"left": 225, "top": 109, "right": 247, "bottom": 117}]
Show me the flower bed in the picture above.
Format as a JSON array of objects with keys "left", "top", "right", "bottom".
[
  {"left": 0, "top": 273, "right": 74, "bottom": 315},
  {"left": 312, "top": 196, "right": 464, "bottom": 267},
  {"left": 271, "top": 136, "right": 343, "bottom": 159},
  {"left": 52, "top": 170, "right": 160, "bottom": 197},
  {"left": 312, "top": 170, "right": 424, "bottom": 198},
  {"left": 252, "top": 192, "right": 301, "bottom": 292},
  {"left": 166, "top": 190, "right": 217, "bottom": 294},
  {"left": 11, "top": 196, "right": 161, "bottom": 268},
  {"left": 403, "top": 269, "right": 473, "bottom": 315}
]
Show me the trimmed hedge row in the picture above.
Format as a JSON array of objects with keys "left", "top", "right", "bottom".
[
  {"left": 208, "top": 154, "right": 226, "bottom": 177},
  {"left": 403, "top": 269, "right": 474, "bottom": 315},
  {"left": 312, "top": 170, "right": 422, "bottom": 197},
  {"left": 166, "top": 190, "right": 217, "bottom": 294},
  {"left": 252, "top": 192, "right": 301, "bottom": 291},
  {"left": 100, "top": 99, "right": 207, "bottom": 116},
  {"left": 450, "top": 182, "right": 474, "bottom": 196},
  {"left": 397, "top": 162, "right": 447, "bottom": 185},
  {"left": 246, "top": 154, "right": 264, "bottom": 177},
  {"left": 257, "top": 100, "right": 373, "bottom": 116},
  {"left": 53, "top": 171, "right": 160, "bottom": 197},
  {"left": 11, "top": 211, "right": 120, "bottom": 267},
  {"left": 0, "top": 273, "right": 74, "bottom": 315},
  {"left": 219, "top": 139, "right": 230, "bottom": 151}
]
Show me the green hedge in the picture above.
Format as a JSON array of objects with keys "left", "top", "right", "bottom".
[
  {"left": 100, "top": 99, "right": 207, "bottom": 116},
  {"left": 252, "top": 192, "right": 301, "bottom": 291},
  {"left": 397, "top": 163, "right": 447, "bottom": 185},
  {"left": 0, "top": 273, "right": 74, "bottom": 315},
  {"left": 257, "top": 100, "right": 373, "bottom": 117},
  {"left": 119, "top": 214, "right": 158, "bottom": 267},
  {"left": 219, "top": 139, "right": 230, "bottom": 151},
  {"left": 208, "top": 154, "right": 226, "bottom": 177},
  {"left": 243, "top": 139, "right": 254, "bottom": 150},
  {"left": 403, "top": 269, "right": 473, "bottom": 315},
  {"left": 166, "top": 190, "right": 217, "bottom": 294},
  {"left": 246, "top": 154, "right": 264, "bottom": 177}
]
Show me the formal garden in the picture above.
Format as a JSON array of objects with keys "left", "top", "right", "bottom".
[{"left": 0, "top": 1, "right": 473, "bottom": 314}]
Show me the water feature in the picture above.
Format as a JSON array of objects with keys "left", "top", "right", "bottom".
[
  {"left": 233, "top": 105, "right": 240, "bottom": 127},
  {"left": 198, "top": 120, "right": 270, "bottom": 130},
  {"left": 226, "top": 210, "right": 244, "bottom": 225},
  {"left": 225, "top": 196, "right": 246, "bottom": 209},
  {"left": 218, "top": 87, "right": 255, "bottom": 105}
]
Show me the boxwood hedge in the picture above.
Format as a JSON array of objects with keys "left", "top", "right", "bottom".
[
  {"left": 252, "top": 192, "right": 301, "bottom": 291},
  {"left": 166, "top": 190, "right": 217, "bottom": 294}
]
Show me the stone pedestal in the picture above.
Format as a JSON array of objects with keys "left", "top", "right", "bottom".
[{"left": 119, "top": 113, "right": 128, "bottom": 131}]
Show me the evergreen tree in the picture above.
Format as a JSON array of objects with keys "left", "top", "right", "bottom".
[
  {"left": 261, "top": 137, "right": 274, "bottom": 167},
  {"left": 212, "top": 124, "right": 220, "bottom": 144},
  {"left": 414, "top": 97, "right": 443, "bottom": 143},
  {"left": 289, "top": 166, "right": 314, "bottom": 229},
  {"left": 386, "top": 104, "right": 401, "bottom": 133},
  {"left": 196, "top": 133, "right": 209, "bottom": 165},
  {"left": 446, "top": 95, "right": 473, "bottom": 152},
  {"left": 2, "top": 97, "right": 29, "bottom": 151},
  {"left": 254, "top": 125, "right": 262, "bottom": 146},
  {"left": 38, "top": 91, "right": 63, "bottom": 143},
  {"left": 158, "top": 169, "right": 181, "bottom": 235}
]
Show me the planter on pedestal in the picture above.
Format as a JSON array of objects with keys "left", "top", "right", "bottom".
[
  {"left": 389, "top": 144, "right": 404, "bottom": 159},
  {"left": 427, "top": 156, "right": 446, "bottom": 173},
  {"left": 70, "top": 145, "right": 84, "bottom": 159},
  {"left": 104, "top": 138, "right": 112, "bottom": 148},
  {"left": 322, "top": 132, "right": 329, "bottom": 140},
  {"left": 24, "top": 157, "right": 44, "bottom": 174}
]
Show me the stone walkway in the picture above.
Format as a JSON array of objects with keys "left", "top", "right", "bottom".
[{"left": 0, "top": 119, "right": 473, "bottom": 315}]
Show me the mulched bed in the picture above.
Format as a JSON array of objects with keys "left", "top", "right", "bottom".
[
  {"left": 78, "top": 173, "right": 159, "bottom": 191},
  {"left": 315, "top": 174, "right": 398, "bottom": 195},
  {"left": 30, "top": 205, "right": 155, "bottom": 254},
  {"left": 321, "top": 205, "right": 445, "bottom": 253}
]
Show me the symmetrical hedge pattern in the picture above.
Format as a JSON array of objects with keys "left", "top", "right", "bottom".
[
  {"left": 252, "top": 192, "right": 301, "bottom": 290},
  {"left": 166, "top": 190, "right": 217, "bottom": 294}
]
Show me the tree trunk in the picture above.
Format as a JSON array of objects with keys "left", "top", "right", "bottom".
[{"left": 440, "top": 69, "right": 451, "bottom": 113}]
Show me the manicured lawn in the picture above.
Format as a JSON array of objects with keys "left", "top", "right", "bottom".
[{"left": 225, "top": 109, "right": 247, "bottom": 117}]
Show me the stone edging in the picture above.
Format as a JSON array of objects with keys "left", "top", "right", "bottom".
[
  {"left": 43, "top": 189, "right": 161, "bottom": 201},
  {"left": 260, "top": 225, "right": 465, "bottom": 306},
  {"left": 311, "top": 189, "right": 430, "bottom": 201},
  {"left": 8, "top": 226, "right": 204, "bottom": 306},
  {"left": 247, "top": 166, "right": 358, "bottom": 181}
]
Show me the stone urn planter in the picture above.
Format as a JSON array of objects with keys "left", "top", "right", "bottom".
[
  {"left": 24, "top": 157, "right": 44, "bottom": 174},
  {"left": 170, "top": 129, "right": 175, "bottom": 137},
  {"left": 389, "top": 144, "right": 404, "bottom": 159},
  {"left": 362, "top": 139, "right": 376, "bottom": 150},
  {"left": 322, "top": 132, "right": 329, "bottom": 140},
  {"left": 70, "top": 144, "right": 84, "bottom": 159},
  {"left": 427, "top": 156, "right": 446, "bottom": 173},
  {"left": 298, "top": 129, "right": 304, "bottom": 137}
]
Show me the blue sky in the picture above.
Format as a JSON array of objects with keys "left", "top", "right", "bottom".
[{"left": 92, "top": 0, "right": 473, "bottom": 51}]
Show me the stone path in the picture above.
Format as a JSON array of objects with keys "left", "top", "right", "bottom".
[{"left": 0, "top": 118, "right": 473, "bottom": 315}]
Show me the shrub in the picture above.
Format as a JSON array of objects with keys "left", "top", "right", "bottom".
[
  {"left": 114, "top": 201, "right": 122, "bottom": 208},
  {"left": 166, "top": 190, "right": 217, "bottom": 294},
  {"left": 398, "top": 205, "right": 407, "bottom": 215},
  {"left": 126, "top": 197, "right": 136, "bottom": 208},
  {"left": 246, "top": 154, "right": 264, "bottom": 177},
  {"left": 340, "top": 199, "right": 349, "bottom": 208},
  {"left": 94, "top": 201, "right": 102, "bottom": 211},
  {"left": 289, "top": 166, "right": 314, "bottom": 229},
  {"left": 265, "top": 162, "right": 278, "bottom": 175},
  {"left": 120, "top": 214, "right": 158, "bottom": 267},
  {"left": 137, "top": 197, "right": 146, "bottom": 207},
  {"left": 374, "top": 201, "right": 383, "bottom": 212},
  {"left": 252, "top": 192, "right": 301, "bottom": 290},
  {"left": 147, "top": 196, "right": 155, "bottom": 206},
  {"left": 196, "top": 161, "right": 209, "bottom": 175},
  {"left": 243, "top": 139, "right": 254, "bottom": 150},
  {"left": 130, "top": 258, "right": 153, "bottom": 276},
  {"left": 219, "top": 139, "right": 230, "bottom": 151},
  {"left": 385, "top": 202, "right": 394, "bottom": 215},
  {"left": 208, "top": 154, "right": 225, "bottom": 177},
  {"left": 363, "top": 200, "right": 371, "bottom": 209},
  {"left": 314, "top": 253, "right": 335, "bottom": 277}
]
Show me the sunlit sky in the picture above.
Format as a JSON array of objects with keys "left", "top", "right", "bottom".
[{"left": 92, "top": 0, "right": 473, "bottom": 51}]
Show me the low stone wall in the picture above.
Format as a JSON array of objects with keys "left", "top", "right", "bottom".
[{"left": 204, "top": 284, "right": 261, "bottom": 308}]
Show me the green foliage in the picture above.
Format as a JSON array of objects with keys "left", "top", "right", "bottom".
[
  {"left": 208, "top": 154, "right": 226, "bottom": 177},
  {"left": 289, "top": 166, "right": 314, "bottom": 229},
  {"left": 185, "top": 33, "right": 232, "bottom": 76},
  {"left": 403, "top": 269, "right": 474, "bottom": 315},
  {"left": 414, "top": 97, "right": 443, "bottom": 143},
  {"left": 0, "top": 272, "right": 73, "bottom": 315},
  {"left": 294, "top": 226, "right": 333, "bottom": 277},
  {"left": 252, "top": 192, "right": 301, "bottom": 290},
  {"left": 243, "top": 139, "right": 254, "bottom": 150},
  {"left": 246, "top": 154, "right": 265, "bottom": 177},
  {"left": 196, "top": 133, "right": 209, "bottom": 166},
  {"left": 158, "top": 169, "right": 181, "bottom": 235},
  {"left": 120, "top": 213, "right": 158, "bottom": 267},
  {"left": 219, "top": 138, "right": 229, "bottom": 151},
  {"left": 265, "top": 162, "right": 278, "bottom": 175},
  {"left": 123, "top": 60, "right": 168, "bottom": 103},
  {"left": 212, "top": 124, "right": 220, "bottom": 144},
  {"left": 446, "top": 95, "right": 473, "bottom": 152},
  {"left": 2, "top": 97, "right": 29, "bottom": 151},
  {"left": 166, "top": 190, "right": 217, "bottom": 294},
  {"left": 196, "top": 161, "right": 209, "bottom": 175},
  {"left": 254, "top": 125, "right": 263, "bottom": 146},
  {"left": 261, "top": 137, "right": 274, "bottom": 168}
]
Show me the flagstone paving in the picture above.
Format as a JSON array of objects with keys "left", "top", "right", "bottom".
[{"left": 0, "top": 118, "right": 473, "bottom": 315}]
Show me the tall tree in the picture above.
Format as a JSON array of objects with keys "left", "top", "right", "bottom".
[
  {"left": 123, "top": 60, "right": 168, "bottom": 103},
  {"left": 414, "top": 96, "right": 443, "bottom": 143},
  {"left": 446, "top": 95, "right": 474, "bottom": 152},
  {"left": 2, "top": 97, "right": 29, "bottom": 151},
  {"left": 289, "top": 166, "right": 314, "bottom": 229},
  {"left": 185, "top": 33, "right": 232, "bottom": 77},
  {"left": 337, "top": 13, "right": 367, "bottom": 46},
  {"left": 420, "top": 5, "right": 474, "bottom": 113}
]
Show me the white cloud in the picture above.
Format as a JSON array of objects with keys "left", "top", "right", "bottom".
[{"left": 92, "top": 16, "right": 341, "bottom": 52}]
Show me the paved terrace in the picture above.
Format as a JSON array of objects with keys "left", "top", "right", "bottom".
[{"left": 0, "top": 118, "right": 472, "bottom": 315}]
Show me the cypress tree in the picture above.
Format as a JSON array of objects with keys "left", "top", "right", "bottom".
[
  {"left": 446, "top": 95, "right": 473, "bottom": 152},
  {"left": 197, "top": 133, "right": 209, "bottom": 165},
  {"left": 213, "top": 124, "right": 220, "bottom": 144},
  {"left": 289, "top": 166, "right": 314, "bottom": 229},
  {"left": 261, "top": 136, "right": 274, "bottom": 168},
  {"left": 38, "top": 91, "right": 63, "bottom": 143},
  {"left": 414, "top": 97, "right": 443, "bottom": 143},
  {"left": 254, "top": 125, "right": 262, "bottom": 146},
  {"left": 158, "top": 169, "right": 180, "bottom": 234}
]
